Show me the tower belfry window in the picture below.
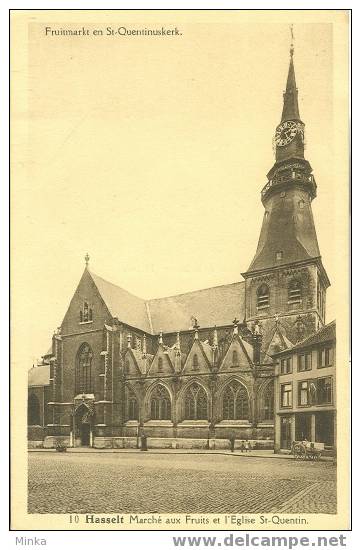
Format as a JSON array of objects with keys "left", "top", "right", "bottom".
[
  {"left": 276, "top": 251, "right": 283, "bottom": 261},
  {"left": 257, "top": 284, "right": 269, "bottom": 308},
  {"left": 288, "top": 280, "right": 302, "bottom": 303}
]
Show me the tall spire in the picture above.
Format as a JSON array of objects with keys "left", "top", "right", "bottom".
[{"left": 281, "top": 25, "right": 300, "bottom": 122}]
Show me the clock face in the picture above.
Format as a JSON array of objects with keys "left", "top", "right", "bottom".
[{"left": 275, "top": 120, "right": 303, "bottom": 147}]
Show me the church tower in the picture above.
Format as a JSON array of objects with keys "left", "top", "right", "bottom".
[{"left": 243, "top": 38, "right": 330, "bottom": 345}]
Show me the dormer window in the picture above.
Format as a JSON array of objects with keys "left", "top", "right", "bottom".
[
  {"left": 257, "top": 284, "right": 269, "bottom": 308},
  {"left": 80, "top": 301, "right": 93, "bottom": 323}
]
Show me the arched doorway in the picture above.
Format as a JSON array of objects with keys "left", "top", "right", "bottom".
[{"left": 73, "top": 403, "right": 93, "bottom": 447}]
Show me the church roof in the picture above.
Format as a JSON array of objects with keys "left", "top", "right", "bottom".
[
  {"left": 89, "top": 270, "right": 245, "bottom": 334},
  {"left": 28, "top": 365, "right": 50, "bottom": 387},
  {"left": 147, "top": 282, "right": 245, "bottom": 334},
  {"left": 90, "top": 271, "right": 152, "bottom": 333}
]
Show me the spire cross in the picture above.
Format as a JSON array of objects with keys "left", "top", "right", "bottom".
[{"left": 85, "top": 253, "right": 90, "bottom": 268}]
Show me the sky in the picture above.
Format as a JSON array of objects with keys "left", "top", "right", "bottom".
[{"left": 12, "top": 12, "right": 340, "bottom": 370}]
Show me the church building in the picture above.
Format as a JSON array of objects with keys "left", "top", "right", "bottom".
[{"left": 28, "top": 42, "right": 334, "bottom": 451}]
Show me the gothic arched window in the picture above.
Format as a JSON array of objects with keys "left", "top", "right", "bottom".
[
  {"left": 158, "top": 357, "right": 163, "bottom": 372},
  {"left": 222, "top": 381, "right": 249, "bottom": 420},
  {"left": 184, "top": 383, "right": 208, "bottom": 420},
  {"left": 192, "top": 354, "right": 199, "bottom": 370},
  {"left": 127, "top": 389, "right": 139, "bottom": 421},
  {"left": 261, "top": 382, "right": 274, "bottom": 421},
  {"left": 257, "top": 284, "right": 269, "bottom": 308},
  {"left": 150, "top": 385, "right": 171, "bottom": 420},
  {"left": 75, "top": 343, "right": 93, "bottom": 394},
  {"left": 288, "top": 279, "right": 302, "bottom": 304},
  {"left": 232, "top": 350, "right": 238, "bottom": 366},
  {"left": 28, "top": 393, "right": 41, "bottom": 426}
]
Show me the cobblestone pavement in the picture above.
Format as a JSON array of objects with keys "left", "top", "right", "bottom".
[{"left": 28, "top": 452, "right": 336, "bottom": 515}]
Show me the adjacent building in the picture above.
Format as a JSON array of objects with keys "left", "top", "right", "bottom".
[{"left": 273, "top": 321, "right": 336, "bottom": 452}]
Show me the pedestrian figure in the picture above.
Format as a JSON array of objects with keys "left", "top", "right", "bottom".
[
  {"left": 244, "top": 439, "right": 250, "bottom": 453},
  {"left": 240, "top": 440, "right": 245, "bottom": 453},
  {"left": 229, "top": 434, "right": 235, "bottom": 453},
  {"left": 140, "top": 429, "right": 148, "bottom": 451}
]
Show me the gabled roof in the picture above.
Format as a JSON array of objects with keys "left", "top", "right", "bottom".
[
  {"left": 272, "top": 320, "right": 336, "bottom": 356},
  {"left": 28, "top": 365, "right": 50, "bottom": 387},
  {"left": 90, "top": 271, "right": 152, "bottom": 333},
  {"left": 262, "top": 320, "right": 293, "bottom": 360},
  {"left": 89, "top": 269, "right": 245, "bottom": 334}
]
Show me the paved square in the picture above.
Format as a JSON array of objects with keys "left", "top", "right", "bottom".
[{"left": 28, "top": 451, "right": 336, "bottom": 514}]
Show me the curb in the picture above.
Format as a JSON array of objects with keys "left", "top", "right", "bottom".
[{"left": 28, "top": 449, "right": 334, "bottom": 461}]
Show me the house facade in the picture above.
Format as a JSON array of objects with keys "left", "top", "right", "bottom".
[{"left": 273, "top": 321, "right": 336, "bottom": 452}]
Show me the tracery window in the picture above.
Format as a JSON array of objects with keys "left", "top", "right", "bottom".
[
  {"left": 127, "top": 389, "right": 139, "bottom": 420},
  {"left": 184, "top": 383, "right": 208, "bottom": 420},
  {"left": 75, "top": 343, "right": 93, "bottom": 394},
  {"left": 257, "top": 284, "right": 269, "bottom": 308},
  {"left": 261, "top": 383, "right": 274, "bottom": 421},
  {"left": 28, "top": 393, "right": 41, "bottom": 425},
  {"left": 222, "top": 381, "right": 249, "bottom": 420},
  {"left": 150, "top": 385, "right": 171, "bottom": 420}
]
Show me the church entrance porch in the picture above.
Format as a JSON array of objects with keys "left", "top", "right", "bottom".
[{"left": 72, "top": 396, "right": 95, "bottom": 447}]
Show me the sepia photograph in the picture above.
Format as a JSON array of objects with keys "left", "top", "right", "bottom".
[{"left": 10, "top": 9, "right": 349, "bottom": 531}]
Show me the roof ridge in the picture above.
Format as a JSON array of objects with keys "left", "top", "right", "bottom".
[
  {"left": 89, "top": 270, "right": 146, "bottom": 302},
  {"left": 89, "top": 269, "right": 244, "bottom": 304},
  {"left": 147, "top": 280, "right": 244, "bottom": 303}
]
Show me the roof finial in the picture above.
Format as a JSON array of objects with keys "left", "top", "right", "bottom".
[
  {"left": 85, "top": 253, "right": 90, "bottom": 268},
  {"left": 290, "top": 24, "right": 294, "bottom": 58}
]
